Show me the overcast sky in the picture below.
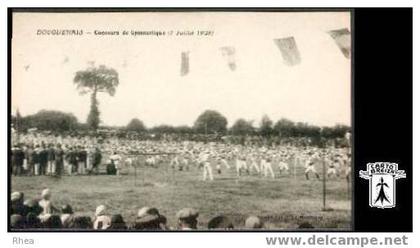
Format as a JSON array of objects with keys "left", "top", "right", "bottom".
[{"left": 12, "top": 11, "right": 351, "bottom": 128}]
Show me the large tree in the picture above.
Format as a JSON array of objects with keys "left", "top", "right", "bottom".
[
  {"left": 273, "top": 118, "right": 295, "bottom": 137},
  {"left": 73, "top": 64, "right": 119, "bottom": 131},
  {"left": 126, "top": 118, "right": 146, "bottom": 133},
  {"left": 194, "top": 110, "right": 228, "bottom": 134},
  {"left": 22, "top": 110, "right": 78, "bottom": 132},
  {"left": 259, "top": 115, "right": 273, "bottom": 137},
  {"left": 230, "top": 119, "right": 254, "bottom": 135}
]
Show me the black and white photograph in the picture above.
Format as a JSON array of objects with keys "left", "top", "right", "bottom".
[{"left": 10, "top": 10, "right": 353, "bottom": 231}]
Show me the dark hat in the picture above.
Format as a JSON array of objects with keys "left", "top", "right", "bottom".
[
  {"left": 208, "top": 215, "right": 234, "bottom": 229},
  {"left": 61, "top": 204, "right": 74, "bottom": 214},
  {"left": 41, "top": 214, "right": 62, "bottom": 229},
  {"left": 67, "top": 215, "right": 92, "bottom": 229},
  {"left": 26, "top": 212, "right": 41, "bottom": 229},
  {"left": 24, "top": 199, "right": 43, "bottom": 216},
  {"left": 10, "top": 214, "right": 25, "bottom": 229},
  {"left": 133, "top": 214, "right": 161, "bottom": 230},
  {"left": 109, "top": 214, "right": 127, "bottom": 230}
]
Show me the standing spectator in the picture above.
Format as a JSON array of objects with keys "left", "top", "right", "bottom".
[
  {"left": 92, "top": 147, "right": 102, "bottom": 175},
  {"left": 38, "top": 144, "right": 48, "bottom": 176},
  {"left": 33, "top": 145, "right": 41, "bottom": 176},
  {"left": 25, "top": 144, "right": 35, "bottom": 176},
  {"left": 54, "top": 144, "right": 64, "bottom": 176},
  {"left": 47, "top": 144, "right": 56, "bottom": 175},
  {"left": 11, "top": 144, "right": 25, "bottom": 176},
  {"left": 66, "top": 147, "right": 78, "bottom": 175},
  {"left": 109, "top": 151, "right": 122, "bottom": 175},
  {"left": 77, "top": 146, "right": 87, "bottom": 175}
]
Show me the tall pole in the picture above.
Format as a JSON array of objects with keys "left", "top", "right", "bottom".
[{"left": 322, "top": 158, "right": 326, "bottom": 210}]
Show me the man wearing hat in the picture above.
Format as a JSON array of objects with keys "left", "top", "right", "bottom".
[
  {"left": 46, "top": 143, "right": 56, "bottom": 175},
  {"left": 176, "top": 208, "right": 199, "bottom": 230},
  {"left": 207, "top": 215, "right": 234, "bottom": 229},
  {"left": 54, "top": 144, "right": 64, "bottom": 176},
  {"left": 11, "top": 144, "right": 25, "bottom": 176},
  {"left": 93, "top": 205, "right": 111, "bottom": 230},
  {"left": 132, "top": 207, "right": 166, "bottom": 230},
  {"left": 11, "top": 192, "right": 25, "bottom": 215},
  {"left": 39, "top": 188, "right": 58, "bottom": 216}
]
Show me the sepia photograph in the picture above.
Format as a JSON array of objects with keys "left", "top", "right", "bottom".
[{"left": 9, "top": 10, "right": 352, "bottom": 231}]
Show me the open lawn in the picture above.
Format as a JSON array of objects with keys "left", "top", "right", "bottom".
[{"left": 11, "top": 162, "right": 351, "bottom": 230}]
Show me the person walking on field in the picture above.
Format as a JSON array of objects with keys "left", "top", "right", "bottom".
[
  {"left": 304, "top": 152, "right": 320, "bottom": 180},
  {"left": 200, "top": 150, "right": 213, "bottom": 181},
  {"left": 262, "top": 152, "right": 275, "bottom": 179}
]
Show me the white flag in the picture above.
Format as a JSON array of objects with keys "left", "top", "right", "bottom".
[
  {"left": 273, "top": 37, "right": 301, "bottom": 66},
  {"left": 180, "top": 51, "right": 189, "bottom": 76},
  {"left": 219, "top": 46, "right": 236, "bottom": 71},
  {"left": 328, "top": 28, "right": 351, "bottom": 59}
]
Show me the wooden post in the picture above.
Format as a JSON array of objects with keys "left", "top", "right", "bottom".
[{"left": 134, "top": 162, "right": 137, "bottom": 186}]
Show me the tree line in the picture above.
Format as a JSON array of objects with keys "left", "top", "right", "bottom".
[{"left": 11, "top": 109, "right": 350, "bottom": 140}]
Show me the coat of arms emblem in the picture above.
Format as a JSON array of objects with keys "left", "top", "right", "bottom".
[{"left": 359, "top": 162, "right": 406, "bottom": 209}]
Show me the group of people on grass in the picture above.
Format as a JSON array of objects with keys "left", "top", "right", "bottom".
[{"left": 11, "top": 188, "right": 303, "bottom": 230}]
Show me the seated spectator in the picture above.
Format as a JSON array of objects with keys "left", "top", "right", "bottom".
[
  {"left": 132, "top": 207, "right": 162, "bottom": 230},
  {"left": 10, "top": 214, "right": 25, "bottom": 229},
  {"left": 60, "top": 204, "right": 74, "bottom": 228},
  {"left": 245, "top": 216, "right": 263, "bottom": 229},
  {"left": 11, "top": 192, "right": 25, "bottom": 215},
  {"left": 67, "top": 215, "right": 92, "bottom": 230},
  {"left": 40, "top": 214, "right": 62, "bottom": 229},
  {"left": 207, "top": 215, "right": 234, "bottom": 230},
  {"left": 93, "top": 205, "right": 111, "bottom": 230},
  {"left": 25, "top": 212, "right": 41, "bottom": 229},
  {"left": 109, "top": 214, "right": 127, "bottom": 230},
  {"left": 176, "top": 208, "right": 199, "bottom": 230},
  {"left": 38, "top": 188, "right": 58, "bottom": 216},
  {"left": 23, "top": 199, "right": 43, "bottom": 216}
]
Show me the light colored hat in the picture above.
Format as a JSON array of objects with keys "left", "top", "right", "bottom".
[
  {"left": 11, "top": 192, "right": 22, "bottom": 202},
  {"left": 95, "top": 205, "right": 107, "bottom": 217},
  {"left": 41, "top": 188, "right": 51, "bottom": 199},
  {"left": 245, "top": 216, "right": 263, "bottom": 229},
  {"left": 176, "top": 208, "right": 199, "bottom": 220},
  {"left": 137, "top": 207, "right": 151, "bottom": 218}
]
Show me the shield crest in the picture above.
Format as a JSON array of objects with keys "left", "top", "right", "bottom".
[{"left": 360, "top": 162, "right": 406, "bottom": 209}]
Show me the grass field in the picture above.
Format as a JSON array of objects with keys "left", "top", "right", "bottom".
[{"left": 11, "top": 161, "right": 352, "bottom": 230}]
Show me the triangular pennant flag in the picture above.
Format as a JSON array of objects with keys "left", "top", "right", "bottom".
[
  {"left": 328, "top": 28, "right": 351, "bottom": 59},
  {"left": 219, "top": 46, "right": 236, "bottom": 71},
  {"left": 180, "top": 51, "right": 189, "bottom": 76},
  {"left": 273, "top": 37, "right": 301, "bottom": 66}
]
